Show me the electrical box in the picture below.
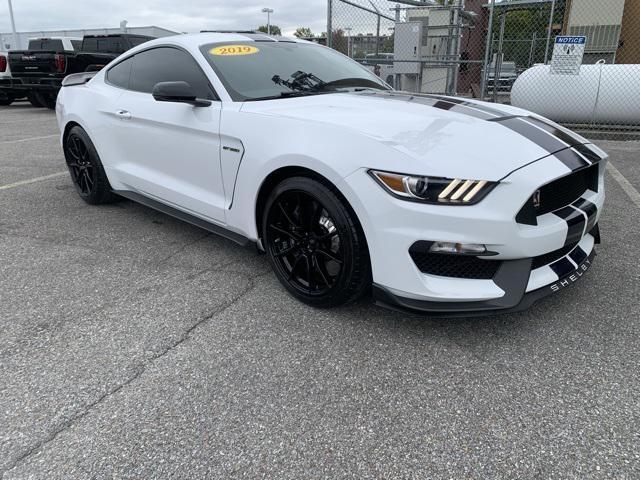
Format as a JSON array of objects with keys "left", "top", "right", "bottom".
[{"left": 393, "top": 22, "right": 422, "bottom": 75}]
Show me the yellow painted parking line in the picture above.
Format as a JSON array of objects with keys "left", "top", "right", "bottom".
[
  {"left": 607, "top": 162, "right": 640, "bottom": 210},
  {"left": 0, "top": 134, "right": 58, "bottom": 145},
  {"left": 0, "top": 172, "right": 67, "bottom": 191}
]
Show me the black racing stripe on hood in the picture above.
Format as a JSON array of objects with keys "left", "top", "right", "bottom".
[
  {"left": 494, "top": 117, "right": 568, "bottom": 153},
  {"left": 491, "top": 116, "right": 590, "bottom": 170},
  {"left": 522, "top": 116, "right": 584, "bottom": 147},
  {"left": 423, "top": 94, "right": 507, "bottom": 117},
  {"left": 573, "top": 143, "right": 603, "bottom": 163},
  {"left": 366, "top": 92, "right": 496, "bottom": 120},
  {"left": 367, "top": 93, "right": 598, "bottom": 169},
  {"left": 554, "top": 148, "right": 591, "bottom": 171}
]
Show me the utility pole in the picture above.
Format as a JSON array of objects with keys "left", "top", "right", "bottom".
[
  {"left": 8, "top": 0, "right": 19, "bottom": 50},
  {"left": 262, "top": 7, "right": 274, "bottom": 35}
]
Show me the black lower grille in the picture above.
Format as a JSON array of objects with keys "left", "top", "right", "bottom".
[
  {"left": 531, "top": 243, "right": 578, "bottom": 270},
  {"left": 409, "top": 244, "right": 501, "bottom": 280},
  {"left": 517, "top": 164, "right": 599, "bottom": 225}
]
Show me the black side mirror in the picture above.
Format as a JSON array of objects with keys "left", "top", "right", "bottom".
[{"left": 152, "top": 81, "right": 211, "bottom": 107}]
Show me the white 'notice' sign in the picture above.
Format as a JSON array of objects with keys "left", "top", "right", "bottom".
[{"left": 551, "top": 36, "right": 586, "bottom": 75}]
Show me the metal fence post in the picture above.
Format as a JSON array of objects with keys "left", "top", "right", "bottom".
[
  {"left": 327, "top": 0, "right": 333, "bottom": 48},
  {"left": 492, "top": 11, "right": 506, "bottom": 103},
  {"left": 480, "top": 0, "right": 496, "bottom": 100},
  {"left": 543, "top": 0, "right": 556, "bottom": 64}
]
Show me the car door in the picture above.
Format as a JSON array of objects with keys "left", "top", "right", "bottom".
[{"left": 111, "top": 46, "right": 226, "bottom": 224}]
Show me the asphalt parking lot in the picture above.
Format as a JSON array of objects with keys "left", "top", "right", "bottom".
[{"left": 1, "top": 101, "right": 639, "bottom": 479}]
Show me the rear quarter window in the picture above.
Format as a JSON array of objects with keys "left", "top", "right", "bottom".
[{"left": 106, "top": 56, "right": 134, "bottom": 89}]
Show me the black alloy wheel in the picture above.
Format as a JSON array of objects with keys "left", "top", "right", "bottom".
[
  {"left": 63, "top": 126, "right": 117, "bottom": 204},
  {"left": 66, "top": 133, "right": 96, "bottom": 196},
  {"left": 263, "top": 176, "right": 370, "bottom": 307}
]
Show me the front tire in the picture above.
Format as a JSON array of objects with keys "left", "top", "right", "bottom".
[
  {"left": 262, "top": 176, "right": 371, "bottom": 308},
  {"left": 63, "top": 126, "right": 118, "bottom": 204}
]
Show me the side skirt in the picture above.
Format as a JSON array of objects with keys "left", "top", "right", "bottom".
[{"left": 113, "top": 190, "right": 251, "bottom": 247}]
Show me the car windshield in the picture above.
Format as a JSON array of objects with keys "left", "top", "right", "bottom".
[{"left": 200, "top": 41, "right": 389, "bottom": 101}]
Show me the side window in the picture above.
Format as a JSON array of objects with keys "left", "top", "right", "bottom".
[
  {"left": 71, "top": 40, "right": 82, "bottom": 51},
  {"left": 106, "top": 56, "right": 134, "bottom": 89},
  {"left": 129, "top": 47, "right": 215, "bottom": 99}
]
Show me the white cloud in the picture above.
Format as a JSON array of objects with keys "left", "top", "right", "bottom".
[{"left": 0, "top": 0, "right": 328, "bottom": 37}]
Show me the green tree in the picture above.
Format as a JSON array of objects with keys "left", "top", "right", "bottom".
[
  {"left": 294, "top": 27, "right": 314, "bottom": 38},
  {"left": 257, "top": 25, "right": 282, "bottom": 36}
]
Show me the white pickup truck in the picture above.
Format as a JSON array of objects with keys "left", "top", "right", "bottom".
[{"left": 0, "top": 37, "right": 81, "bottom": 106}]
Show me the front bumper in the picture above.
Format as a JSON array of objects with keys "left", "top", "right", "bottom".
[
  {"left": 373, "top": 243, "right": 597, "bottom": 317},
  {"left": 342, "top": 150, "right": 605, "bottom": 314}
]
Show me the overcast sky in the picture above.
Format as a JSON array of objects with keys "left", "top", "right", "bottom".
[{"left": 0, "top": 0, "right": 328, "bottom": 36}]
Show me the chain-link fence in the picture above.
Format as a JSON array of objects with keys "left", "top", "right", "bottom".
[{"left": 327, "top": 0, "right": 640, "bottom": 136}]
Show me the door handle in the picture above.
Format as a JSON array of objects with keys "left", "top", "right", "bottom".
[{"left": 115, "top": 109, "right": 132, "bottom": 120}]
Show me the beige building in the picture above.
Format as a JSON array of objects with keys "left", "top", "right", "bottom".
[
  {"left": 562, "top": 0, "right": 626, "bottom": 63},
  {"left": 617, "top": 0, "right": 640, "bottom": 63}
]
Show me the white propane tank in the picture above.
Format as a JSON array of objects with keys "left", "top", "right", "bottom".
[{"left": 511, "top": 63, "right": 640, "bottom": 124}]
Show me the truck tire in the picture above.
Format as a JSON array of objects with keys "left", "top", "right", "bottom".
[
  {"left": 0, "top": 93, "right": 14, "bottom": 106},
  {"left": 34, "top": 91, "right": 57, "bottom": 110},
  {"left": 27, "top": 92, "right": 45, "bottom": 108}
]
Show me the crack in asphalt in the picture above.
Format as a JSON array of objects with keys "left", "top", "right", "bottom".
[{"left": 0, "top": 268, "right": 261, "bottom": 478}]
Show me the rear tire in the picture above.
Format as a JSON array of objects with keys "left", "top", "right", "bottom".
[
  {"left": 34, "top": 90, "right": 57, "bottom": 110},
  {"left": 63, "top": 126, "right": 118, "bottom": 205},
  {"left": 262, "top": 176, "right": 371, "bottom": 308},
  {"left": 27, "top": 92, "right": 45, "bottom": 107}
]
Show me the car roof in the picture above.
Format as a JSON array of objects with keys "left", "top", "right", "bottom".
[{"left": 137, "top": 32, "right": 310, "bottom": 51}]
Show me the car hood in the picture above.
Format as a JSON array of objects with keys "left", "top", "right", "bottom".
[{"left": 240, "top": 92, "right": 579, "bottom": 181}]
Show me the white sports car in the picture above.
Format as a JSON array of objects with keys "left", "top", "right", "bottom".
[{"left": 55, "top": 32, "right": 606, "bottom": 315}]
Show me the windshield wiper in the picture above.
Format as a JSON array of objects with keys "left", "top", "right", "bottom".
[
  {"left": 272, "top": 71, "right": 326, "bottom": 92},
  {"left": 312, "top": 77, "right": 389, "bottom": 92},
  {"left": 244, "top": 90, "right": 335, "bottom": 102}
]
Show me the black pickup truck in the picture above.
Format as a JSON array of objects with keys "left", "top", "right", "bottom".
[{"left": 3, "top": 34, "right": 153, "bottom": 109}]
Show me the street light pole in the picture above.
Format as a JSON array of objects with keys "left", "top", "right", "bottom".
[
  {"left": 7, "top": 0, "right": 19, "bottom": 49},
  {"left": 262, "top": 7, "right": 274, "bottom": 35}
]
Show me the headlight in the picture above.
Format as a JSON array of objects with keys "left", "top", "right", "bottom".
[{"left": 369, "top": 170, "right": 497, "bottom": 205}]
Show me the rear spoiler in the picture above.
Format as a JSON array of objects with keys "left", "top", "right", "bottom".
[{"left": 62, "top": 71, "right": 97, "bottom": 87}]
